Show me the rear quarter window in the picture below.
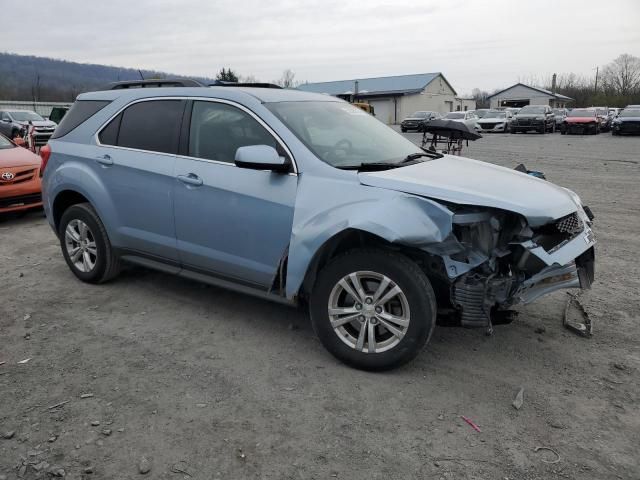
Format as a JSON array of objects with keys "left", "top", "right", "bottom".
[{"left": 50, "top": 100, "right": 111, "bottom": 139}]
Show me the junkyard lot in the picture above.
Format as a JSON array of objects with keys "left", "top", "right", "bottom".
[{"left": 0, "top": 132, "right": 638, "bottom": 479}]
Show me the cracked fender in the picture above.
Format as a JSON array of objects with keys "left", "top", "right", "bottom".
[{"left": 285, "top": 173, "right": 454, "bottom": 299}]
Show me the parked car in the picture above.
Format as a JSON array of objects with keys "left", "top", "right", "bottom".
[
  {"left": 0, "top": 110, "right": 57, "bottom": 147},
  {"left": 477, "top": 110, "right": 513, "bottom": 133},
  {"left": 625, "top": 104, "right": 640, "bottom": 109},
  {"left": 594, "top": 108, "right": 611, "bottom": 132},
  {"left": 442, "top": 111, "right": 480, "bottom": 131},
  {"left": 608, "top": 107, "right": 621, "bottom": 118},
  {"left": 470, "top": 109, "right": 490, "bottom": 119},
  {"left": 552, "top": 108, "right": 568, "bottom": 128},
  {"left": 41, "top": 82, "right": 596, "bottom": 371},
  {"left": 0, "top": 133, "right": 43, "bottom": 214},
  {"left": 510, "top": 105, "right": 555, "bottom": 133},
  {"left": 400, "top": 111, "right": 440, "bottom": 132},
  {"left": 561, "top": 108, "right": 599, "bottom": 135},
  {"left": 611, "top": 108, "right": 640, "bottom": 135}
]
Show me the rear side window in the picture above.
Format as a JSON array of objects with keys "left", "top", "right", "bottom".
[
  {"left": 100, "top": 100, "right": 184, "bottom": 154},
  {"left": 51, "top": 100, "right": 110, "bottom": 139}
]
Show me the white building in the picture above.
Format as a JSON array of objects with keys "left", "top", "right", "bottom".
[
  {"left": 298, "top": 73, "right": 475, "bottom": 125},
  {"left": 488, "top": 83, "right": 573, "bottom": 109}
]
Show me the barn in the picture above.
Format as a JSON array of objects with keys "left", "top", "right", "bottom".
[
  {"left": 488, "top": 83, "right": 573, "bottom": 109},
  {"left": 298, "top": 73, "right": 474, "bottom": 125}
]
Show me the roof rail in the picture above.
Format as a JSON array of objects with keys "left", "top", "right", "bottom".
[
  {"left": 104, "top": 78, "right": 206, "bottom": 90},
  {"left": 209, "top": 80, "right": 282, "bottom": 89}
]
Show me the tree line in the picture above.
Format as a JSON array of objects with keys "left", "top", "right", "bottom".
[{"left": 472, "top": 54, "right": 640, "bottom": 108}]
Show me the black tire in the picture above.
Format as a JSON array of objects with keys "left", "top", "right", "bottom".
[
  {"left": 510, "top": 127, "right": 516, "bottom": 134},
  {"left": 539, "top": 125, "right": 545, "bottom": 134},
  {"left": 309, "top": 249, "right": 437, "bottom": 371},
  {"left": 58, "top": 203, "right": 120, "bottom": 284},
  {"left": 11, "top": 128, "right": 19, "bottom": 138},
  {"left": 401, "top": 128, "right": 407, "bottom": 133}
]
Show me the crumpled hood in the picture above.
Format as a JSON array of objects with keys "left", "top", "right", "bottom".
[{"left": 358, "top": 155, "right": 578, "bottom": 227}]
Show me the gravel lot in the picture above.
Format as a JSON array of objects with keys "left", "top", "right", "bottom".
[{"left": 1, "top": 131, "right": 639, "bottom": 479}]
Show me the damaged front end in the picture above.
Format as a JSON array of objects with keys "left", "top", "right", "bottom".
[{"left": 428, "top": 203, "right": 596, "bottom": 331}]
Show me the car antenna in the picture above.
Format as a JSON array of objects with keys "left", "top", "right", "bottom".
[{"left": 138, "top": 69, "right": 145, "bottom": 80}]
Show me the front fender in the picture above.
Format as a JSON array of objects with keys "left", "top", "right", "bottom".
[{"left": 285, "top": 174, "right": 454, "bottom": 298}]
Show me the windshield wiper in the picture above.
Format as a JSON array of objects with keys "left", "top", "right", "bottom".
[{"left": 402, "top": 150, "right": 443, "bottom": 162}]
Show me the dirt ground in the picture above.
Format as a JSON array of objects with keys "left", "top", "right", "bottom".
[{"left": 1, "top": 131, "right": 639, "bottom": 480}]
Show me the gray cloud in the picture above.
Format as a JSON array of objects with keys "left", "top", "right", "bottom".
[{"left": 3, "top": 0, "right": 639, "bottom": 94}]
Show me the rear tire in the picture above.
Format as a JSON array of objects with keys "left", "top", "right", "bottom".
[
  {"left": 58, "top": 203, "right": 120, "bottom": 284},
  {"left": 309, "top": 249, "right": 436, "bottom": 371}
]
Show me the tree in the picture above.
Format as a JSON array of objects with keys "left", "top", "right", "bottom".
[
  {"left": 216, "top": 68, "right": 239, "bottom": 83},
  {"left": 471, "top": 88, "right": 490, "bottom": 108},
  {"left": 602, "top": 54, "right": 640, "bottom": 96},
  {"left": 276, "top": 69, "right": 297, "bottom": 88}
]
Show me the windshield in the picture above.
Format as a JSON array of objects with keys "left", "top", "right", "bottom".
[
  {"left": 619, "top": 109, "right": 640, "bottom": 117},
  {"left": 553, "top": 109, "right": 565, "bottom": 115},
  {"left": 474, "top": 110, "right": 489, "bottom": 118},
  {"left": 568, "top": 109, "right": 596, "bottom": 117},
  {"left": 266, "top": 101, "right": 427, "bottom": 168},
  {"left": 0, "top": 135, "right": 15, "bottom": 149},
  {"left": 444, "top": 112, "right": 465, "bottom": 119},
  {"left": 485, "top": 111, "right": 506, "bottom": 118},
  {"left": 411, "top": 111, "right": 430, "bottom": 118},
  {"left": 519, "top": 106, "right": 545, "bottom": 114},
  {"left": 9, "top": 111, "right": 44, "bottom": 121}
]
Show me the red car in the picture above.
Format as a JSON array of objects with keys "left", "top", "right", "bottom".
[
  {"left": 0, "top": 133, "right": 43, "bottom": 214},
  {"left": 561, "top": 109, "right": 599, "bottom": 135}
]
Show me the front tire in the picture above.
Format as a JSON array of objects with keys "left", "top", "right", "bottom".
[
  {"left": 309, "top": 249, "right": 436, "bottom": 371},
  {"left": 59, "top": 203, "right": 120, "bottom": 284}
]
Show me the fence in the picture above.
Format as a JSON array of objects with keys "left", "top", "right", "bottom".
[{"left": 0, "top": 100, "right": 73, "bottom": 118}]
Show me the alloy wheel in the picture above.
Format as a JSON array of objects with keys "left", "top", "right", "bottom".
[
  {"left": 64, "top": 219, "right": 98, "bottom": 273},
  {"left": 327, "top": 271, "right": 410, "bottom": 354}
]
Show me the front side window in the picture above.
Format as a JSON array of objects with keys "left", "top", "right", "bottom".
[
  {"left": 99, "top": 100, "right": 184, "bottom": 154},
  {"left": 267, "top": 101, "right": 425, "bottom": 168},
  {"left": 188, "top": 101, "right": 278, "bottom": 164}
]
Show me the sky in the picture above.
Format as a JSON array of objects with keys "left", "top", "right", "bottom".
[{"left": 2, "top": 0, "right": 639, "bottom": 95}]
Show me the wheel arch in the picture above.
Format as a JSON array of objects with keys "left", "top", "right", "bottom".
[{"left": 52, "top": 190, "right": 91, "bottom": 232}]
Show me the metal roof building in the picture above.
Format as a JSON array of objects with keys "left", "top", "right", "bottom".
[
  {"left": 298, "top": 73, "right": 474, "bottom": 124},
  {"left": 488, "top": 83, "right": 573, "bottom": 109}
]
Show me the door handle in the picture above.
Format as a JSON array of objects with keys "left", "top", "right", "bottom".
[
  {"left": 177, "top": 173, "right": 203, "bottom": 187},
  {"left": 95, "top": 154, "right": 113, "bottom": 166}
]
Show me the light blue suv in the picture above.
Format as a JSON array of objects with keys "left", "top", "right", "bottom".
[{"left": 41, "top": 80, "right": 596, "bottom": 370}]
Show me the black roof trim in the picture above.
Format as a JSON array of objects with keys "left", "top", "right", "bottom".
[
  {"left": 209, "top": 80, "right": 282, "bottom": 89},
  {"left": 104, "top": 79, "right": 206, "bottom": 90}
]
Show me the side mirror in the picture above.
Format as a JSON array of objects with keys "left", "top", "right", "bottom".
[{"left": 235, "top": 145, "right": 289, "bottom": 172}]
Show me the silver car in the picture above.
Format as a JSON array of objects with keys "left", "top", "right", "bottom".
[{"left": 42, "top": 81, "right": 596, "bottom": 371}]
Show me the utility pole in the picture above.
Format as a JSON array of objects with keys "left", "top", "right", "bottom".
[{"left": 594, "top": 66, "right": 599, "bottom": 93}]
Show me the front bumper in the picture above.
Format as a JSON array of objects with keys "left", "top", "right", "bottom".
[
  {"left": 450, "top": 206, "right": 596, "bottom": 328},
  {"left": 479, "top": 122, "right": 507, "bottom": 132},
  {"left": 613, "top": 122, "right": 640, "bottom": 135}
]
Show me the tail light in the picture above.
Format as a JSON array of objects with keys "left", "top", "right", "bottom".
[{"left": 40, "top": 143, "right": 51, "bottom": 177}]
